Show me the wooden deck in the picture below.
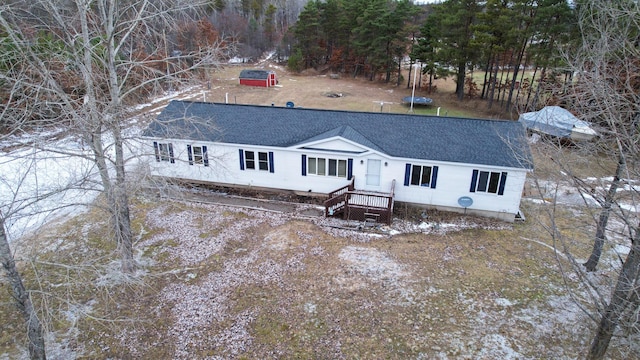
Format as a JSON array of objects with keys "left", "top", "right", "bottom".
[{"left": 324, "top": 177, "right": 395, "bottom": 225}]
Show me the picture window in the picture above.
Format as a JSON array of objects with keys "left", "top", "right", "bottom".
[{"left": 308, "top": 157, "right": 347, "bottom": 178}]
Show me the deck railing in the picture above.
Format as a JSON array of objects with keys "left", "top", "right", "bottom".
[
  {"left": 324, "top": 177, "right": 355, "bottom": 217},
  {"left": 346, "top": 193, "right": 391, "bottom": 209},
  {"left": 324, "top": 178, "right": 395, "bottom": 225},
  {"left": 327, "top": 177, "right": 355, "bottom": 199}
]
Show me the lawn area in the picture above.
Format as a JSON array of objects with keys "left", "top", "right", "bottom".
[
  {"left": 196, "top": 62, "right": 510, "bottom": 120},
  {"left": 0, "top": 195, "right": 600, "bottom": 359}
]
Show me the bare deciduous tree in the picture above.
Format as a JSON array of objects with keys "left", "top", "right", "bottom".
[
  {"left": 529, "top": 1, "right": 640, "bottom": 359},
  {"left": 0, "top": 0, "right": 230, "bottom": 274},
  {"left": 0, "top": 218, "right": 45, "bottom": 360},
  {"left": 1, "top": 1, "right": 230, "bottom": 358},
  {"left": 0, "top": 62, "right": 51, "bottom": 360}
]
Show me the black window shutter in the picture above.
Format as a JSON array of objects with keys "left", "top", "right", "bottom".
[
  {"left": 153, "top": 141, "right": 160, "bottom": 162},
  {"left": 239, "top": 149, "right": 245, "bottom": 170},
  {"left": 203, "top": 146, "right": 209, "bottom": 167},
  {"left": 168, "top": 143, "right": 175, "bottom": 164},
  {"left": 404, "top": 163, "right": 411, "bottom": 186},
  {"left": 301, "top": 155, "right": 307, "bottom": 176},
  {"left": 347, "top": 159, "right": 353, "bottom": 180},
  {"left": 470, "top": 169, "right": 479, "bottom": 192},
  {"left": 187, "top": 145, "right": 193, "bottom": 165},
  {"left": 268, "top": 152, "right": 274, "bottom": 173},
  {"left": 430, "top": 166, "right": 439, "bottom": 189},
  {"left": 498, "top": 172, "right": 508, "bottom": 195}
]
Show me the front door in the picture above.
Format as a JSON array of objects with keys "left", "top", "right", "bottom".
[{"left": 366, "top": 159, "right": 381, "bottom": 188}]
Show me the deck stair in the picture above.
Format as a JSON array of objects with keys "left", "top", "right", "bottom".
[{"left": 324, "top": 177, "right": 395, "bottom": 225}]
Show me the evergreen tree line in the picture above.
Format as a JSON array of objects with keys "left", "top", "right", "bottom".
[{"left": 288, "top": 0, "right": 578, "bottom": 113}]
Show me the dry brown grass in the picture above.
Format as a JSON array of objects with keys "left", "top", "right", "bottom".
[
  {"left": 3, "top": 194, "right": 619, "bottom": 359},
  {"left": 170, "top": 63, "right": 513, "bottom": 120}
]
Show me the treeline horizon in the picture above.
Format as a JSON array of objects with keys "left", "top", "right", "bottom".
[{"left": 285, "top": 0, "right": 579, "bottom": 114}]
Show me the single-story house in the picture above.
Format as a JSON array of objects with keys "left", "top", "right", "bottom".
[
  {"left": 239, "top": 69, "right": 277, "bottom": 87},
  {"left": 142, "top": 100, "right": 533, "bottom": 222}
]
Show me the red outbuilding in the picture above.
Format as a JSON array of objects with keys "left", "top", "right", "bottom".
[{"left": 239, "top": 69, "right": 277, "bottom": 87}]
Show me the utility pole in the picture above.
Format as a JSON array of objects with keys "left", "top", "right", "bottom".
[{"left": 409, "top": 63, "right": 420, "bottom": 113}]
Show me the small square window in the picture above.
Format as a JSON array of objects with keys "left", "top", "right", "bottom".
[
  {"left": 245, "top": 151, "right": 255, "bottom": 169},
  {"left": 159, "top": 143, "right": 171, "bottom": 162},
  {"left": 258, "top": 152, "right": 269, "bottom": 171},
  {"left": 188, "top": 145, "right": 208, "bottom": 166}
]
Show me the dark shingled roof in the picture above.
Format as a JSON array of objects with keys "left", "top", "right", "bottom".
[
  {"left": 143, "top": 100, "right": 533, "bottom": 169},
  {"left": 239, "top": 69, "right": 273, "bottom": 79}
]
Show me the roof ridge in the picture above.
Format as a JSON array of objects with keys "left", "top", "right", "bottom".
[{"left": 167, "top": 100, "right": 513, "bottom": 123}]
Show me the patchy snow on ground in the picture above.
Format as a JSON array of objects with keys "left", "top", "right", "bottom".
[
  {"left": 0, "top": 139, "right": 100, "bottom": 241},
  {"left": 132, "top": 201, "right": 296, "bottom": 358},
  {"left": 0, "top": 83, "right": 197, "bottom": 243},
  {"left": 528, "top": 176, "right": 640, "bottom": 213},
  {"left": 109, "top": 196, "right": 595, "bottom": 359},
  {"left": 337, "top": 246, "right": 416, "bottom": 305}
]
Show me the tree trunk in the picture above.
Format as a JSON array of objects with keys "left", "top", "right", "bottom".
[
  {"left": 111, "top": 125, "right": 135, "bottom": 273},
  {"left": 111, "top": 183, "right": 135, "bottom": 273},
  {"left": 531, "top": 67, "right": 546, "bottom": 111},
  {"left": 587, "top": 227, "right": 640, "bottom": 359},
  {"left": 481, "top": 53, "right": 492, "bottom": 99},
  {"left": 456, "top": 61, "right": 465, "bottom": 100},
  {"left": 105, "top": 6, "right": 134, "bottom": 273},
  {"left": 80, "top": 3, "right": 134, "bottom": 273},
  {"left": 396, "top": 56, "right": 402, "bottom": 87},
  {"left": 498, "top": 52, "right": 512, "bottom": 107},
  {"left": 525, "top": 65, "right": 538, "bottom": 111},
  {"left": 0, "top": 218, "right": 46, "bottom": 360},
  {"left": 514, "top": 54, "right": 531, "bottom": 111},
  {"left": 584, "top": 152, "right": 627, "bottom": 271},
  {"left": 506, "top": 37, "right": 529, "bottom": 112},
  {"left": 90, "top": 129, "right": 135, "bottom": 273},
  {"left": 488, "top": 55, "right": 499, "bottom": 109}
]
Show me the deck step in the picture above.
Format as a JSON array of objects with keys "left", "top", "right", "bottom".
[{"left": 363, "top": 212, "right": 380, "bottom": 227}]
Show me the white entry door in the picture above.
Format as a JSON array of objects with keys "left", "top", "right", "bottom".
[{"left": 366, "top": 159, "right": 381, "bottom": 187}]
